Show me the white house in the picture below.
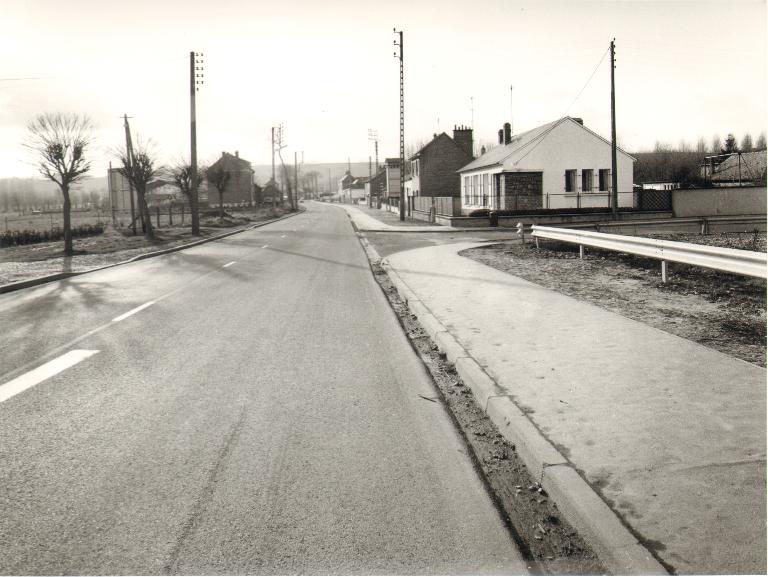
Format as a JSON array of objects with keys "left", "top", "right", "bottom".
[{"left": 458, "top": 117, "right": 635, "bottom": 211}]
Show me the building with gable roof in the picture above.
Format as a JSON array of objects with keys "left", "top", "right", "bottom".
[
  {"left": 408, "top": 126, "right": 474, "bottom": 200},
  {"left": 458, "top": 117, "right": 635, "bottom": 211},
  {"left": 206, "top": 151, "right": 255, "bottom": 205}
]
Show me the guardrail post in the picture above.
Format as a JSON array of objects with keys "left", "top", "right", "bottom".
[
  {"left": 517, "top": 222, "right": 525, "bottom": 244},
  {"left": 579, "top": 245, "right": 584, "bottom": 259},
  {"left": 661, "top": 260, "right": 668, "bottom": 283}
]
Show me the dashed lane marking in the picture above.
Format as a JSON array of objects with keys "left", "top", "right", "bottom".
[
  {"left": 223, "top": 261, "right": 236, "bottom": 268},
  {"left": 262, "top": 245, "right": 269, "bottom": 249},
  {"left": 0, "top": 350, "right": 100, "bottom": 404},
  {"left": 112, "top": 301, "right": 156, "bottom": 323}
]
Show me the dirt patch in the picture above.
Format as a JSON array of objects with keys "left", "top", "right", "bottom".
[
  {"left": 0, "top": 207, "right": 293, "bottom": 286},
  {"left": 371, "top": 261, "right": 607, "bottom": 576},
  {"left": 461, "top": 232, "right": 766, "bottom": 367}
]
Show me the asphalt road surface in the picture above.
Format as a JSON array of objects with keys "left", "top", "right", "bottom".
[{"left": 0, "top": 202, "right": 526, "bottom": 574}]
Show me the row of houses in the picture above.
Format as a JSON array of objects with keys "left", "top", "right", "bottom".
[
  {"left": 339, "top": 116, "right": 636, "bottom": 214},
  {"left": 109, "top": 150, "right": 284, "bottom": 211}
]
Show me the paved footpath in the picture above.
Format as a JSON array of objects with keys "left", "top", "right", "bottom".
[{"left": 382, "top": 240, "right": 766, "bottom": 575}]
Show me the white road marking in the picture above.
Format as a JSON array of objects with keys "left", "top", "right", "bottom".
[
  {"left": 262, "top": 245, "right": 269, "bottom": 249},
  {"left": 281, "top": 235, "right": 286, "bottom": 238},
  {"left": 0, "top": 350, "right": 100, "bottom": 404},
  {"left": 223, "top": 261, "right": 237, "bottom": 268},
  {"left": 112, "top": 301, "right": 156, "bottom": 323}
]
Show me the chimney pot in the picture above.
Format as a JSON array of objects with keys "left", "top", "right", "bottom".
[
  {"left": 504, "top": 122, "right": 511, "bottom": 145},
  {"left": 498, "top": 129, "right": 504, "bottom": 145},
  {"left": 235, "top": 150, "right": 239, "bottom": 158},
  {"left": 572, "top": 117, "right": 584, "bottom": 125}
]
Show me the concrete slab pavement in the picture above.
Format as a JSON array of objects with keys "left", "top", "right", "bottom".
[
  {"left": 330, "top": 202, "right": 471, "bottom": 232},
  {"left": 382, "top": 241, "right": 766, "bottom": 575}
]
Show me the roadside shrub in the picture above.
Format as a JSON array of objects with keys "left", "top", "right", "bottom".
[{"left": 0, "top": 223, "right": 104, "bottom": 248}]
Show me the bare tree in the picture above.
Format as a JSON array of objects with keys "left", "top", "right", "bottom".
[
  {"left": 695, "top": 137, "right": 707, "bottom": 154},
  {"left": 116, "top": 140, "right": 158, "bottom": 240},
  {"left": 206, "top": 165, "right": 231, "bottom": 219},
  {"left": 740, "top": 133, "right": 753, "bottom": 152},
  {"left": 25, "top": 113, "right": 94, "bottom": 255},
  {"left": 757, "top": 132, "right": 767, "bottom": 151},
  {"left": 723, "top": 133, "right": 738, "bottom": 154}
]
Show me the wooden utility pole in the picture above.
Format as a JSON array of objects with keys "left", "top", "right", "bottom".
[
  {"left": 394, "top": 29, "right": 405, "bottom": 221},
  {"left": 294, "top": 151, "right": 299, "bottom": 207},
  {"left": 610, "top": 39, "right": 618, "bottom": 218},
  {"left": 123, "top": 114, "right": 137, "bottom": 235},
  {"left": 190, "top": 51, "right": 203, "bottom": 235}
]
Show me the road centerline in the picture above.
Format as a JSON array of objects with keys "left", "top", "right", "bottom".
[
  {"left": 112, "top": 301, "right": 156, "bottom": 323},
  {"left": 0, "top": 350, "right": 100, "bottom": 404},
  {"left": 222, "top": 261, "right": 237, "bottom": 268}
]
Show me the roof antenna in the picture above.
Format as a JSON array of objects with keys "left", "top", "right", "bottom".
[{"left": 510, "top": 85, "right": 514, "bottom": 136}]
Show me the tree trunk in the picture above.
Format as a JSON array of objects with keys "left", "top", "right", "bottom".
[
  {"left": 137, "top": 188, "right": 154, "bottom": 240},
  {"left": 219, "top": 190, "right": 224, "bottom": 219},
  {"left": 62, "top": 186, "right": 73, "bottom": 256}
]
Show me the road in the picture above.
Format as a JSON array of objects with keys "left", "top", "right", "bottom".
[{"left": 0, "top": 202, "right": 526, "bottom": 574}]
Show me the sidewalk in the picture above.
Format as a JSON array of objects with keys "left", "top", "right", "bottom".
[
  {"left": 332, "top": 202, "right": 468, "bottom": 232},
  {"left": 382, "top": 241, "right": 766, "bottom": 575}
]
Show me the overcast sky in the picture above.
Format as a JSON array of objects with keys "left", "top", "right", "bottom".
[{"left": 0, "top": 0, "right": 765, "bottom": 179}]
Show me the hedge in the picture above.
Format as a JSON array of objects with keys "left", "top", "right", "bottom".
[{"left": 0, "top": 224, "right": 104, "bottom": 248}]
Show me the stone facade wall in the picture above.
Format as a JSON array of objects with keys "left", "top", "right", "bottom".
[{"left": 501, "top": 172, "right": 543, "bottom": 210}]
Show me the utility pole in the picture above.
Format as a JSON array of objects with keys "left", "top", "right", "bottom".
[
  {"left": 294, "top": 151, "right": 298, "bottom": 207},
  {"left": 368, "top": 129, "right": 379, "bottom": 207},
  {"left": 190, "top": 51, "right": 204, "bottom": 235},
  {"left": 394, "top": 29, "right": 405, "bottom": 221},
  {"left": 510, "top": 85, "right": 514, "bottom": 136},
  {"left": 610, "top": 39, "right": 618, "bottom": 219},
  {"left": 122, "top": 114, "right": 137, "bottom": 235}
]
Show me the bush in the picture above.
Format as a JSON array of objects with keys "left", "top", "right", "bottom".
[{"left": 0, "top": 223, "right": 104, "bottom": 248}]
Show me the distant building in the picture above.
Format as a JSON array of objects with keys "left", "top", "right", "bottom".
[
  {"left": 146, "top": 180, "right": 178, "bottom": 205},
  {"left": 458, "top": 117, "right": 635, "bottom": 211},
  {"left": 642, "top": 181, "right": 680, "bottom": 191},
  {"left": 338, "top": 170, "right": 366, "bottom": 202},
  {"left": 369, "top": 158, "right": 402, "bottom": 206},
  {"left": 107, "top": 167, "right": 132, "bottom": 212},
  {"left": 261, "top": 178, "right": 282, "bottom": 205},
  {"left": 701, "top": 150, "right": 767, "bottom": 187},
  {"left": 409, "top": 126, "right": 474, "bottom": 200},
  {"left": 207, "top": 151, "right": 255, "bottom": 204}
]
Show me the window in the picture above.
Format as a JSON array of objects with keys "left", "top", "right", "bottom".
[
  {"left": 565, "top": 169, "right": 576, "bottom": 192},
  {"left": 464, "top": 176, "right": 470, "bottom": 204},
  {"left": 599, "top": 169, "right": 610, "bottom": 191},
  {"left": 473, "top": 175, "right": 480, "bottom": 205},
  {"left": 581, "top": 169, "right": 593, "bottom": 192},
  {"left": 482, "top": 174, "right": 488, "bottom": 206}
]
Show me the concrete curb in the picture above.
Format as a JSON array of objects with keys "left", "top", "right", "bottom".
[
  {"left": 0, "top": 208, "right": 305, "bottom": 295},
  {"left": 377, "top": 255, "right": 668, "bottom": 576}
]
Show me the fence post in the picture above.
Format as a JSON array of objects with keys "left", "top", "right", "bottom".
[
  {"left": 156, "top": 207, "right": 160, "bottom": 228},
  {"left": 181, "top": 204, "right": 185, "bottom": 224},
  {"left": 169, "top": 203, "right": 173, "bottom": 226}
]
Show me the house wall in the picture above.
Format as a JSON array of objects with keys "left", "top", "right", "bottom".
[
  {"left": 419, "top": 136, "right": 472, "bottom": 197},
  {"left": 460, "top": 119, "right": 634, "bottom": 210},
  {"left": 501, "top": 172, "right": 543, "bottom": 210},
  {"left": 225, "top": 169, "right": 253, "bottom": 203}
]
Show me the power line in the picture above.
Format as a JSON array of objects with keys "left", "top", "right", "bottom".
[{"left": 561, "top": 46, "right": 610, "bottom": 118}]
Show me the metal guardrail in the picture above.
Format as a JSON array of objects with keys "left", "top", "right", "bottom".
[{"left": 530, "top": 225, "right": 767, "bottom": 280}]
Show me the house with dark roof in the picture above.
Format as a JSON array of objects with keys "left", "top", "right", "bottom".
[
  {"left": 338, "top": 170, "right": 366, "bottom": 202},
  {"left": 407, "top": 126, "right": 474, "bottom": 206},
  {"left": 704, "top": 150, "right": 767, "bottom": 186},
  {"left": 206, "top": 151, "right": 255, "bottom": 205},
  {"left": 457, "top": 117, "right": 635, "bottom": 211}
]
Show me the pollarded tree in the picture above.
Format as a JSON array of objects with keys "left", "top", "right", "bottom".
[
  {"left": 116, "top": 141, "right": 159, "bottom": 240},
  {"left": 206, "top": 165, "right": 231, "bottom": 219},
  {"left": 167, "top": 160, "right": 206, "bottom": 233},
  {"left": 25, "top": 113, "right": 94, "bottom": 255}
]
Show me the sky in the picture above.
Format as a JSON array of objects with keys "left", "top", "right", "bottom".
[{"left": 0, "top": 0, "right": 765, "bottom": 180}]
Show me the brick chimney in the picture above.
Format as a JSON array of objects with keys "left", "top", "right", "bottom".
[
  {"left": 452, "top": 125, "right": 474, "bottom": 158},
  {"left": 503, "top": 122, "right": 511, "bottom": 145},
  {"left": 235, "top": 150, "right": 239, "bottom": 158},
  {"left": 498, "top": 129, "right": 504, "bottom": 145},
  {"left": 572, "top": 117, "right": 584, "bottom": 125}
]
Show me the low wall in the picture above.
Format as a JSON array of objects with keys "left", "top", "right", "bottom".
[
  {"left": 439, "top": 211, "right": 673, "bottom": 228},
  {"left": 673, "top": 186, "right": 766, "bottom": 217}
]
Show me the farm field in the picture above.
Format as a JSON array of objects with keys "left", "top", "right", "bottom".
[
  {"left": 462, "top": 232, "right": 767, "bottom": 367},
  {"left": 0, "top": 206, "right": 293, "bottom": 286}
]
